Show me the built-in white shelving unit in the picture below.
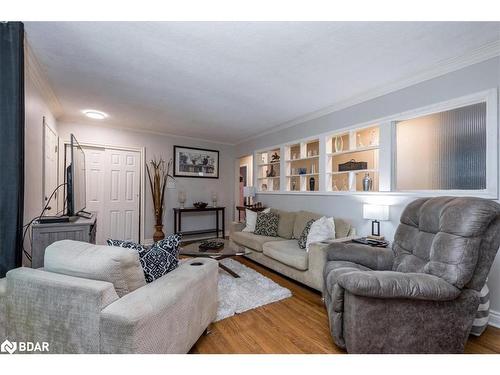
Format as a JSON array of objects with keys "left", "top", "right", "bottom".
[
  {"left": 285, "top": 139, "right": 320, "bottom": 192},
  {"left": 253, "top": 124, "right": 384, "bottom": 195},
  {"left": 326, "top": 125, "right": 380, "bottom": 192},
  {"left": 256, "top": 148, "right": 281, "bottom": 192}
]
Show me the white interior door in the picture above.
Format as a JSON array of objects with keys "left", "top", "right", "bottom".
[
  {"left": 84, "top": 146, "right": 140, "bottom": 244},
  {"left": 85, "top": 147, "right": 106, "bottom": 243},
  {"left": 43, "top": 121, "right": 59, "bottom": 215}
]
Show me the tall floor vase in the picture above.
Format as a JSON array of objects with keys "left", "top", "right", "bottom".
[{"left": 154, "top": 224, "right": 165, "bottom": 242}]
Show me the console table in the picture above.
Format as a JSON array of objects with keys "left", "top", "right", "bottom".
[{"left": 173, "top": 206, "right": 225, "bottom": 239}]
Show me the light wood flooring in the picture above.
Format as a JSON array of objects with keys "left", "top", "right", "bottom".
[{"left": 190, "top": 257, "right": 500, "bottom": 354}]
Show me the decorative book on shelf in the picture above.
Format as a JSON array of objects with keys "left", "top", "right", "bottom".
[{"left": 338, "top": 159, "right": 368, "bottom": 172}]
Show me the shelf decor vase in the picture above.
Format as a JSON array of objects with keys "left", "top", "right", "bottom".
[
  {"left": 362, "top": 173, "right": 373, "bottom": 191},
  {"left": 309, "top": 177, "right": 315, "bottom": 191},
  {"left": 334, "top": 136, "right": 344, "bottom": 153}
]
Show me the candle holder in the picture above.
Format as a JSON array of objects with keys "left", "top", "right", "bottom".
[{"left": 178, "top": 191, "right": 186, "bottom": 209}]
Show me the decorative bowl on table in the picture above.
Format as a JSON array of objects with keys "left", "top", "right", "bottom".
[
  {"left": 199, "top": 240, "right": 225, "bottom": 251},
  {"left": 193, "top": 202, "right": 208, "bottom": 209}
]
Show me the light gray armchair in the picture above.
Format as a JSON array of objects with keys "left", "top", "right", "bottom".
[
  {"left": 323, "top": 197, "right": 500, "bottom": 353},
  {"left": 0, "top": 240, "right": 218, "bottom": 354}
]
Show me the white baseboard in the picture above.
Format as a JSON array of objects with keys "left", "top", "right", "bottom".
[{"left": 489, "top": 309, "right": 500, "bottom": 328}]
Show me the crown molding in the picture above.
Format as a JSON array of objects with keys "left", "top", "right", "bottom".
[
  {"left": 236, "top": 40, "right": 500, "bottom": 146},
  {"left": 24, "top": 38, "right": 63, "bottom": 118},
  {"left": 57, "top": 117, "right": 236, "bottom": 146}
]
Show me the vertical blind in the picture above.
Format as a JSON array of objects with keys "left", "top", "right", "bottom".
[{"left": 396, "top": 102, "right": 487, "bottom": 191}]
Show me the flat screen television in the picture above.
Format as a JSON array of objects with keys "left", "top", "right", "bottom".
[{"left": 66, "top": 134, "right": 87, "bottom": 217}]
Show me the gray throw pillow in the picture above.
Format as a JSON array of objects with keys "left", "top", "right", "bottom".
[
  {"left": 298, "top": 219, "right": 316, "bottom": 249},
  {"left": 254, "top": 212, "right": 279, "bottom": 237}
]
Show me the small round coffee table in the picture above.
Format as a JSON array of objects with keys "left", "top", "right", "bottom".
[{"left": 179, "top": 239, "right": 249, "bottom": 278}]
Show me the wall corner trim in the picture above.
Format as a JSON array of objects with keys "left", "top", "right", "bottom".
[{"left": 24, "top": 39, "right": 63, "bottom": 118}]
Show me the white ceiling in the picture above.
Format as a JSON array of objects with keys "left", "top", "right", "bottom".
[{"left": 25, "top": 22, "right": 500, "bottom": 144}]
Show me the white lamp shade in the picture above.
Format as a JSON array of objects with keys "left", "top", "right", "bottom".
[
  {"left": 363, "top": 204, "right": 389, "bottom": 221},
  {"left": 243, "top": 186, "right": 256, "bottom": 198}
]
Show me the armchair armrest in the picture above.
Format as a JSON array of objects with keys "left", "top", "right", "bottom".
[
  {"left": 326, "top": 242, "right": 394, "bottom": 270},
  {"left": 230, "top": 221, "right": 246, "bottom": 235},
  {"left": 337, "top": 271, "right": 461, "bottom": 301},
  {"left": 100, "top": 258, "right": 218, "bottom": 354},
  {"left": 5, "top": 268, "right": 119, "bottom": 353}
]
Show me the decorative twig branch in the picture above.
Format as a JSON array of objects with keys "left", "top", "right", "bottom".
[{"left": 146, "top": 157, "right": 175, "bottom": 240}]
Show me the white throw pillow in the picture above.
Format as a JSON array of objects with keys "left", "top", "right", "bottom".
[
  {"left": 306, "top": 216, "right": 336, "bottom": 251},
  {"left": 242, "top": 208, "right": 270, "bottom": 232}
]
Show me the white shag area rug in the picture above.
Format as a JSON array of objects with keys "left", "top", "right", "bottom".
[{"left": 215, "top": 258, "right": 292, "bottom": 322}]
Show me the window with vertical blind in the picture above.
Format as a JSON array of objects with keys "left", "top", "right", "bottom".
[{"left": 395, "top": 102, "right": 487, "bottom": 191}]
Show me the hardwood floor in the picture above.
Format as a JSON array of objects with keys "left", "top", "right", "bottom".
[{"left": 190, "top": 257, "right": 500, "bottom": 354}]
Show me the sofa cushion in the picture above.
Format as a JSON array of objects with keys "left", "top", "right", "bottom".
[
  {"left": 44, "top": 240, "right": 146, "bottom": 297},
  {"left": 271, "top": 209, "right": 296, "bottom": 239},
  {"left": 307, "top": 216, "right": 335, "bottom": 250},
  {"left": 242, "top": 208, "right": 270, "bottom": 232},
  {"left": 231, "top": 231, "right": 283, "bottom": 252},
  {"left": 293, "top": 211, "right": 322, "bottom": 239},
  {"left": 263, "top": 240, "right": 309, "bottom": 271},
  {"left": 298, "top": 219, "right": 316, "bottom": 249},
  {"left": 254, "top": 212, "right": 279, "bottom": 237},
  {"left": 333, "top": 218, "right": 352, "bottom": 239}
]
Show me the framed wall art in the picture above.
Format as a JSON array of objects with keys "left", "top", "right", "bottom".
[{"left": 173, "top": 145, "right": 219, "bottom": 179}]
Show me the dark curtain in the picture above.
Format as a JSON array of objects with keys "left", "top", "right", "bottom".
[{"left": 0, "top": 22, "right": 24, "bottom": 277}]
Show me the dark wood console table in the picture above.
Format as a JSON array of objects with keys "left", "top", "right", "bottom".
[{"left": 173, "top": 206, "right": 225, "bottom": 239}]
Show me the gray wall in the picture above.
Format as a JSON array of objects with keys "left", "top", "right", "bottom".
[
  {"left": 235, "top": 57, "right": 500, "bottom": 319},
  {"left": 24, "top": 59, "right": 59, "bottom": 264},
  {"left": 57, "top": 122, "right": 235, "bottom": 242}
]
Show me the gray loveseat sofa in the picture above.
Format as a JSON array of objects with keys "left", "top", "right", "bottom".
[
  {"left": 323, "top": 197, "right": 500, "bottom": 353},
  {"left": 230, "top": 209, "right": 356, "bottom": 291},
  {"left": 0, "top": 240, "right": 218, "bottom": 354}
]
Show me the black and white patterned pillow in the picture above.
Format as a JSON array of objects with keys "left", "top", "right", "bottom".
[
  {"left": 254, "top": 212, "right": 279, "bottom": 237},
  {"left": 107, "top": 234, "right": 181, "bottom": 283},
  {"left": 107, "top": 239, "right": 148, "bottom": 256},
  {"left": 298, "top": 219, "right": 316, "bottom": 249}
]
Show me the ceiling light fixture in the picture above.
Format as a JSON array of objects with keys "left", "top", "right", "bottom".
[{"left": 83, "top": 110, "right": 107, "bottom": 120}]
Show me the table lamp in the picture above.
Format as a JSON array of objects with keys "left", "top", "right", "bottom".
[
  {"left": 243, "top": 186, "right": 256, "bottom": 206},
  {"left": 363, "top": 204, "right": 389, "bottom": 240}
]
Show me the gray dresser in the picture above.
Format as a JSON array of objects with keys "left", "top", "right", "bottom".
[{"left": 31, "top": 215, "right": 97, "bottom": 268}]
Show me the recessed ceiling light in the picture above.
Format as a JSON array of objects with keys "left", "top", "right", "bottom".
[{"left": 83, "top": 110, "right": 107, "bottom": 120}]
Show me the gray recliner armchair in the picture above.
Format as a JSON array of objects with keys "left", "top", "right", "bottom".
[{"left": 323, "top": 196, "right": 500, "bottom": 353}]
